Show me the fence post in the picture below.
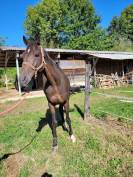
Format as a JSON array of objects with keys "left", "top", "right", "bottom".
[
  {"left": 84, "top": 60, "right": 91, "bottom": 120},
  {"left": 16, "top": 52, "right": 21, "bottom": 96},
  {"left": 4, "top": 51, "right": 9, "bottom": 90}
]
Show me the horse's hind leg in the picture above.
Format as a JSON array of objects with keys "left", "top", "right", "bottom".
[
  {"left": 64, "top": 100, "right": 76, "bottom": 143},
  {"left": 59, "top": 104, "right": 68, "bottom": 132},
  {"left": 48, "top": 102, "right": 58, "bottom": 151}
]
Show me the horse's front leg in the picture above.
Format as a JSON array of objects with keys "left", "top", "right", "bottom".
[
  {"left": 64, "top": 99, "right": 76, "bottom": 143},
  {"left": 48, "top": 102, "right": 58, "bottom": 151}
]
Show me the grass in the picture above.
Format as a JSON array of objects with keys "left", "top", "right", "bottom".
[
  {"left": 0, "top": 86, "right": 133, "bottom": 177},
  {"left": 94, "top": 86, "right": 133, "bottom": 97},
  {"left": 71, "top": 89, "right": 133, "bottom": 122},
  {"left": 91, "top": 97, "right": 133, "bottom": 120}
]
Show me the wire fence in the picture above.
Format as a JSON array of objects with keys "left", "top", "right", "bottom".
[
  {"left": 96, "top": 108, "right": 133, "bottom": 123},
  {"left": 93, "top": 91, "right": 133, "bottom": 123}
]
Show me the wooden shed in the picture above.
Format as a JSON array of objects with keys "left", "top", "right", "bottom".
[
  {"left": 0, "top": 46, "right": 133, "bottom": 91},
  {"left": 0, "top": 46, "right": 133, "bottom": 119}
]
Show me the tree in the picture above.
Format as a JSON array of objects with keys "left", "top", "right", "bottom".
[
  {"left": 58, "top": 0, "right": 100, "bottom": 46},
  {"left": 24, "top": 0, "right": 103, "bottom": 49},
  {"left": 64, "top": 28, "right": 114, "bottom": 50},
  {"left": 121, "top": 4, "right": 133, "bottom": 41},
  {"left": 111, "top": 37, "right": 133, "bottom": 52},
  {"left": 25, "top": 0, "right": 61, "bottom": 47},
  {"left": 108, "top": 4, "right": 133, "bottom": 42}
]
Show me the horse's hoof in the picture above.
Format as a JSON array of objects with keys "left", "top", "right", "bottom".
[
  {"left": 70, "top": 134, "right": 76, "bottom": 143},
  {"left": 52, "top": 145, "right": 58, "bottom": 152}
]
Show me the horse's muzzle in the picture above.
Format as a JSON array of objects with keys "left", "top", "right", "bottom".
[{"left": 20, "top": 73, "right": 31, "bottom": 88}]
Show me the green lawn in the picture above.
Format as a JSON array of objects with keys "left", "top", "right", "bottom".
[
  {"left": 0, "top": 86, "right": 133, "bottom": 177},
  {"left": 94, "top": 86, "right": 133, "bottom": 97}
]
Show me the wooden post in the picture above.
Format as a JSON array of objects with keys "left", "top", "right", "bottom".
[
  {"left": 4, "top": 70, "right": 8, "bottom": 90},
  {"left": 122, "top": 61, "right": 124, "bottom": 77},
  {"left": 93, "top": 58, "right": 97, "bottom": 87},
  {"left": 4, "top": 51, "right": 9, "bottom": 90},
  {"left": 84, "top": 60, "right": 91, "bottom": 120},
  {"left": 16, "top": 52, "right": 21, "bottom": 96}
]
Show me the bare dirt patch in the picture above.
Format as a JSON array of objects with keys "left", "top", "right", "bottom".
[
  {"left": 30, "top": 152, "right": 63, "bottom": 177},
  {"left": 30, "top": 165, "right": 48, "bottom": 177},
  {"left": 5, "top": 153, "right": 28, "bottom": 177},
  {"left": 86, "top": 116, "right": 133, "bottom": 136}
]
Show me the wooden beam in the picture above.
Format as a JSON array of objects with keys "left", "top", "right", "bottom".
[
  {"left": 84, "top": 60, "right": 91, "bottom": 120},
  {"left": 122, "top": 60, "right": 124, "bottom": 77},
  {"left": 5, "top": 51, "right": 9, "bottom": 67},
  {"left": 4, "top": 51, "right": 10, "bottom": 90},
  {"left": 91, "top": 58, "right": 98, "bottom": 75},
  {"left": 4, "top": 71, "right": 8, "bottom": 90},
  {"left": 93, "top": 58, "right": 97, "bottom": 87}
]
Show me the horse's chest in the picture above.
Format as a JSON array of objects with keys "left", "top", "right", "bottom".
[
  {"left": 45, "top": 87, "right": 65, "bottom": 104},
  {"left": 52, "top": 94, "right": 64, "bottom": 104}
]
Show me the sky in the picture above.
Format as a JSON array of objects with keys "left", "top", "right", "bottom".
[{"left": 0, "top": 0, "right": 133, "bottom": 47}]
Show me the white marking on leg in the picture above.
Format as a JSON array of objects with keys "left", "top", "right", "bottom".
[
  {"left": 70, "top": 134, "right": 76, "bottom": 143},
  {"left": 52, "top": 145, "right": 58, "bottom": 153}
]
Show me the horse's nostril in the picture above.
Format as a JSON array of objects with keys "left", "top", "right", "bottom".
[{"left": 22, "top": 76, "right": 27, "bottom": 82}]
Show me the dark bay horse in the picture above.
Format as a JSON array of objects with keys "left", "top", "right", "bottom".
[{"left": 20, "top": 36, "right": 76, "bottom": 151}]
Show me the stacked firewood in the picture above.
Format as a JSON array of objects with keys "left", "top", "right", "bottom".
[
  {"left": 96, "top": 74, "right": 114, "bottom": 88},
  {"left": 124, "top": 71, "right": 133, "bottom": 84}
]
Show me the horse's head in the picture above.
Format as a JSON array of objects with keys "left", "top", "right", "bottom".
[{"left": 20, "top": 36, "right": 45, "bottom": 88}]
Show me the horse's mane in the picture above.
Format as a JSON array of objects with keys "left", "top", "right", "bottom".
[{"left": 44, "top": 49, "right": 60, "bottom": 69}]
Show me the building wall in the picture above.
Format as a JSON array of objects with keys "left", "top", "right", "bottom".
[{"left": 95, "top": 59, "right": 133, "bottom": 76}]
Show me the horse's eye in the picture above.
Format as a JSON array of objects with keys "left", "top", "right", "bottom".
[{"left": 35, "top": 53, "right": 39, "bottom": 57}]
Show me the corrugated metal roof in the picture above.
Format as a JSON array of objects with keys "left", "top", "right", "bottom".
[
  {"left": 87, "top": 53, "right": 133, "bottom": 60},
  {"left": 45, "top": 48, "right": 133, "bottom": 60},
  {"left": 0, "top": 46, "right": 133, "bottom": 60},
  {"left": 0, "top": 46, "right": 25, "bottom": 51}
]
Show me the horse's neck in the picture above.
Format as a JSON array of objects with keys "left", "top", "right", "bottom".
[{"left": 43, "top": 55, "right": 59, "bottom": 89}]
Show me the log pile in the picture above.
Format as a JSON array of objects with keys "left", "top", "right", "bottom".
[
  {"left": 96, "top": 74, "right": 114, "bottom": 88},
  {"left": 95, "top": 72, "right": 133, "bottom": 88},
  {"left": 124, "top": 71, "right": 133, "bottom": 84}
]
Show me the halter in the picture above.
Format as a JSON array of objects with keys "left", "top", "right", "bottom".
[{"left": 22, "top": 46, "right": 46, "bottom": 78}]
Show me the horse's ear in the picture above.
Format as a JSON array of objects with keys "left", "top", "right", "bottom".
[{"left": 23, "top": 36, "right": 29, "bottom": 46}]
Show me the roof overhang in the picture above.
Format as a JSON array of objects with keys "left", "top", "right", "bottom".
[
  {"left": 45, "top": 48, "right": 133, "bottom": 60},
  {"left": 0, "top": 46, "right": 133, "bottom": 67}
]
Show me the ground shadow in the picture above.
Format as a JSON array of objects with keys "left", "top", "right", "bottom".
[
  {"left": 74, "top": 104, "right": 84, "bottom": 120},
  {"left": 36, "top": 108, "right": 64, "bottom": 132},
  {"left": 70, "top": 85, "right": 85, "bottom": 94},
  {"left": 0, "top": 107, "right": 74, "bottom": 162},
  {"left": 41, "top": 172, "right": 52, "bottom": 177}
]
